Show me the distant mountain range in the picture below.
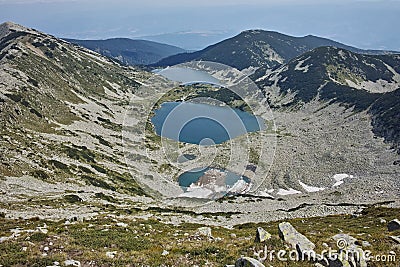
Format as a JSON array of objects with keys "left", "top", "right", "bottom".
[
  {"left": 139, "top": 30, "right": 235, "bottom": 51},
  {"left": 155, "top": 30, "right": 395, "bottom": 70},
  {"left": 64, "top": 38, "right": 186, "bottom": 65},
  {"left": 65, "top": 30, "right": 397, "bottom": 71}
]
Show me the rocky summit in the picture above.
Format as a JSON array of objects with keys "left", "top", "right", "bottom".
[{"left": 0, "top": 21, "right": 399, "bottom": 266}]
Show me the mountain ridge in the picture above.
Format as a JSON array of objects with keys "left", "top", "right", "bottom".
[
  {"left": 155, "top": 29, "right": 397, "bottom": 70},
  {"left": 64, "top": 37, "right": 186, "bottom": 66},
  {"left": 253, "top": 45, "right": 400, "bottom": 153},
  {"left": 0, "top": 21, "right": 148, "bottom": 197}
]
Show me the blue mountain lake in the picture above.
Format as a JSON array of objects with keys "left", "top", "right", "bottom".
[{"left": 151, "top": 101, "right": 265, "bottom": 145}]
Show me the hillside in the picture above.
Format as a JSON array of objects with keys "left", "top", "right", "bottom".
[
  {"left": 0, "top": 21, "right": 151, "bottom": 208},
  {"left": 254, "top": 46, "right": 400, "bottom": 152},
  {"left": 64, "top": 38, "right": 185, "bottom": 65},
  {"left": 0, "top": 21, "right": 400, "bottom": 266},
  {"left": 0, "top": 21, "right": 398, "bottom": 216},
  {"left": 155, "top": 29, "right": 393, "bottom": 70}
]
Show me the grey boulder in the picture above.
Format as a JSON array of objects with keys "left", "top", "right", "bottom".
[
  {"left": 255, "top": 227, "right": 272, "bottom": 243},
  {"left": 388, "top": 219, "right": 400, "bottom": 232},
  {"left": 235, "top": 257, "right": 265, "bottom": 267},
  {"left": 278, "top": 222, "right": 315, "bottom": 255}
]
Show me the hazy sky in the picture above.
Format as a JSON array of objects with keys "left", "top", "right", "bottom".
[{"left": 1, "top": 0, "right": 399, "bottom": 50}]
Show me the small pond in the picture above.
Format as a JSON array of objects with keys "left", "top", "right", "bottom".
[{"left": 178, "top": 167, "right": 252, "bottom": 198}]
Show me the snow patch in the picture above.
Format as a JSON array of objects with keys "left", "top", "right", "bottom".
[
  {"left": 227, "top": 179, "right": 252, "bottom": 194},
  {"left": 256, "top": 189, "right": 274, "bottom": 198},
  {"left": 178, "top": 184, "right": 219, "bottom": 199},
  {"left": 276, "top": 188, "right": 302, "bottom": 196},
  {"left": 332, "top": 173, "right": 354, "bottom": 187},
  {"left": 178, "top": 169, "right": 251, "bottom": 199}
]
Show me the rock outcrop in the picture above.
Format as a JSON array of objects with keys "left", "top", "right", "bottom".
[
  {"left": 278, "top": 222, "right": 315, "bottom": 255},
  {"left": 197, "top": 227, "right": 213, "bottom": 238},
  {"left": 255, "top": 227, "right": 271, "bottom": 243},
  {"left": 234, "top": 257, "right": 265, "bottom": 267},
  {"left": 390, "top": 235, "right": 400, "bottom": 244},
  {"left": 319, "top": 234, "right": 367, "bottom": 267},
  {"left": 388, "top": 219, "right": 400, "bottom": 232}
]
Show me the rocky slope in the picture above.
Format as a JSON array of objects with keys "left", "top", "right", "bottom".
[
  {"left": 1, "top": 21, "right": 400, "bottom": 267},
  {"left": 0, "top": 21, "right": 153, "bottom": 218},
  {"left": 254, "top": 46, "right": 400, "bottom": 153},
  {"left": 65, "top": 38, "right": 186, "bottom": 65},
  {"left": 155, "top": 29, "right": 394, "bottom": 70}
]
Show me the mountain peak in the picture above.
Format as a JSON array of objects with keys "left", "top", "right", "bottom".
[
  {"left": 240, "top": 29, "right": 264, "bottom": 34},
  {"left": 1, "top": 21, "right": 19, "bottom": 28},
  {"left": 0, "top": 21, "right": 33, "bottom": 40},
  {"left": 239, "top": 29, "right": 288, "bottom": 37},
  {"left": 0, "top": 21, "right": 29, "bottom": 32}
]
